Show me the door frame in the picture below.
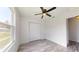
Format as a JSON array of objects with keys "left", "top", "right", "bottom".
[{"left": 66, "top": 18, "right": 70, "bottom": 46}]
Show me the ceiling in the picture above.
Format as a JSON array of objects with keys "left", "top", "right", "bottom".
[
  {"left": 15, "top": 7, "right": 79, "bottom": 20},
  {"left": 15, "top": 7, "right": 57, "bottom": 18}
]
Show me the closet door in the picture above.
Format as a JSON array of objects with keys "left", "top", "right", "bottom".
[{"left": 29, "top": 22, "right": 41, "bottom": 41}]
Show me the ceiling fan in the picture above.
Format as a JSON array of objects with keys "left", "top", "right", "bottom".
[{"left": 35, "top": 7, "right": 56, "bottom": 19}]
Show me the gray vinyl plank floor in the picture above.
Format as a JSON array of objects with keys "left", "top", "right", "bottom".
[{"left": 18, "top": 39, "right": 79, "bottom": 52}]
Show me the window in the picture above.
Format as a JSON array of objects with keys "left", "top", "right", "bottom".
[{"left": 0, "top": 7, "right": 15, "bottom": 48}]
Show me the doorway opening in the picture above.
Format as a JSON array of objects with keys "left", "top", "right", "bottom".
[{"left": 67, "top": 16, "right": 79, "bottom": 51}]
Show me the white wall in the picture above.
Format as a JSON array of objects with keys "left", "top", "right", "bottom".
[
  {"left": 20, "top": 17, "right": 45, "bottom": 44},
  {"left": 44, "top": 7, "right": 68, "bottom": 47},
  {"left": 15, "top": 7, "right": 46, "bottom": 44},
  {"left": 45, "top": 7, "right": 79, "bottom": 47}
]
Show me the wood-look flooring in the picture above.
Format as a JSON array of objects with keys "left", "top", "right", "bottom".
[{"left": 18, "top": 39, "right": 79, "bottom": 52}]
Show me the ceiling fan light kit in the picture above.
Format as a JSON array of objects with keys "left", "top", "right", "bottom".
[
  {"left": 43, "top": 13, "right": 46, "bottom": 16},
  {"left": 35, "top": 7, "right": 56, "bottom": 19},
  {"left": 75, "top": 15, "right": 79, "bottom": 20}
]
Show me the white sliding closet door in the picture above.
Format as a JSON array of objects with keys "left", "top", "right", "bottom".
[{"left": 29, "top": 22, "right": 41, "bottom": 41}]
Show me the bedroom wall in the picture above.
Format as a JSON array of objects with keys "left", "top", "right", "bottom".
[
  {"left": 20, "top": 17, "right": 45, "bottom": 44},
  {"left": 15, "top": 7, "right": 46, "bottom": 44},
  {"left": 44, "top": 7, "right": 68, "bottom": 47},
  {"left": 45, "top": 7, "right": 79, "bottom": 47}
]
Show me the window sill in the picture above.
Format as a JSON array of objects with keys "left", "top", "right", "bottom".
[{"left": 0, "top": 40, "right": 15, "bottom": 52}]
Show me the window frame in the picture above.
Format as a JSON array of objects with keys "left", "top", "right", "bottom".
[
  {"left": 9, "top": 7, "right": 16, "bottom": 41},
  {"left": 0, "top": 7, "right": 16, "bottom": 51}
]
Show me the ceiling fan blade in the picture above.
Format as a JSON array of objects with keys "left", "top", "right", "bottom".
[
  {"left": 41, "top": 15, "right": 44, "bottom": 19},
  {"left": 46, "top": 13, "right": 51, "bottom": 17},
  {"left": 47, "top": 7, "right": 56, "bottom": 12},
  {"left": 35, "top": 13, "right": 43, "bottom": 15},
  {"left": 40, "top": 7, "right": 44, "bottom": 13}
]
